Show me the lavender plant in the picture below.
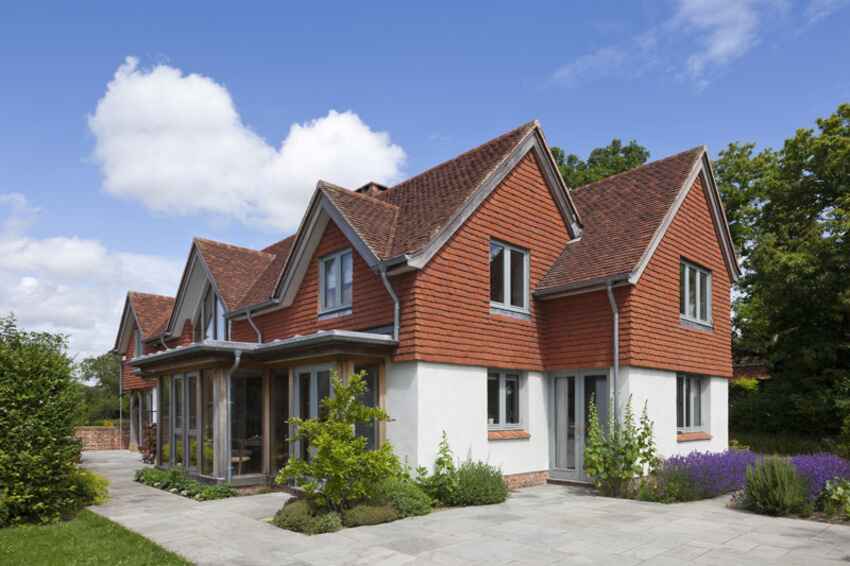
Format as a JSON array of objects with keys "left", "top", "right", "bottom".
[{"left": 791, "top": 453, "right": 850, "bottom": 501}]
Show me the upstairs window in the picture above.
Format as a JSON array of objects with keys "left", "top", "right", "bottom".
[
  {"left": 320, "top": 249, "right": 353, "bottom": 314},
  {"left": 490, "top": 241, "right": 528, "bottom": 312},
  {"left": 680, "top": 260, "right": 712, "bottom": 325},
  {"left": 197, "top": 285, "right": 228, "bottom": 341}
]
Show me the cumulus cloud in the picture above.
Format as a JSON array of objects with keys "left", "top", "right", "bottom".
[
  {"left": 0, "top": 193, "right": 182, "bottom": 360},
  {"left": 89, "top": 57, "right": 406, "bottom": 231}
]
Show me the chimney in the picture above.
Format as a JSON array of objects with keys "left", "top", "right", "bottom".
[{"left": 354, "top": 182, "right": 389, "bottom": 196}]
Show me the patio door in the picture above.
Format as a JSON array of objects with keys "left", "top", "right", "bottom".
[
  {"left": 291, "top": 364, "right": 332, "bottom": 461},
  {"left": 550, "top": 372, "right": 609, "bottom": 482},
  {"left": 171, "top": 373, "right": 200, "bottom": 472}
]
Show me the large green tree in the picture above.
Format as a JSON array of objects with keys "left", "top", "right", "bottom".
[
  {"left": 75, "top": 352, "right": 123, "bottom": 425},
  {"left": 717, "top": 103, "right": 850, "bottom": 437},
  {"left": 551, "top": 138, "right": 650, "bottom": 188}
]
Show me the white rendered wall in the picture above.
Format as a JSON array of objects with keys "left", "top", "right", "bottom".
[
  {"left": 618, "top": 366, "right": 728, "bottom": 457},
  {"left": 383, "top": 360, "right": 550, "bottom": 476}
]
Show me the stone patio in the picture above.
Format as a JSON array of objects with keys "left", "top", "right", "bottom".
[{"left": 83, "top": 450, "right": 850, "bottom": 566}]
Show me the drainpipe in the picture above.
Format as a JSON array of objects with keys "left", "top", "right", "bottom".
[
  {"left": 159, "top": 335, "right": 168, "bottom": 350},
  {"left": 225, "top": 350, "right": 242, "bottom": 482},
  {"left": 246, "top": 309, "right": 262, "bottom": 343},
  {"left": 378, "top": 266, "right": 400, "bottom": 341},
  {"left": 606, "top": 282, "right": 619, "bottom": 421},
  {"left": 117, "top": 352, "right": 123, "bottom": 450}
]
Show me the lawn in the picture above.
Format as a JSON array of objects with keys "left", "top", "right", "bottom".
[{"left": 0, "top": 510, "right": 190, "bottom": 566}]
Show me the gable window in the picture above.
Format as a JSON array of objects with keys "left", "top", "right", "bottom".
[
  {"left": 487, "top": 371, "right": 522, "bottom": 429},
  {"left": 490, "top": 241, "right": 528, "bottom": 312},
  {"left": 319, "top": 249, "right": 353, "bottom": 314},
  {"left": 196, "top": 285, "right": 228, "bottom": 341},
  {"left": 134, "top": 324, "right": 143, "bottom": 357},
  {"left": 677, "top": 374, "right": 705, "bottom": 433},
  {"left": 680, "top": 260, "right": 711, "bottom": 325}
]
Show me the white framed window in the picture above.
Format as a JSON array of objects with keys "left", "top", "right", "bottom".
[
  {"left": 196, "top": 285, "right": 228, "bottom": 341},
  {"left": 487, "top": 371, "right": 522, "bottom": 429},
  {"left": 319, "top": 249, "right": 353, "bottom": 314},
  {"left": 676, "top": 374, "right": 705, "bottom": 433},
  {"left": 680, "top": 260, "right": 712, "bottom": 325},
  {"left": 490, "top": 240, "right": 529, "bottom": 313}
]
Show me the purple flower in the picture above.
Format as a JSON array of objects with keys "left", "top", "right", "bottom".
[
  {"left": 791, "top": 453, "right": 850, "bottom": 501},
  {"left": 658, "top": 450, "right": 759, "bottom": 498}
]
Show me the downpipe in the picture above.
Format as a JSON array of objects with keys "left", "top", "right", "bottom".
[
  {"left": 606, "top": 282, "right": 619, "bottom": 422},
  {"left": 379, "top": 266, "right": 400, "bottom": 342}
]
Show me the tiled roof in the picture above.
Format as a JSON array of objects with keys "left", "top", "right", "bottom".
[
  {"left": 538, "top": 147, "right": 704, "bottom": 293},
  {"left": 236, "top": 235, "right": 296, "bottom": 309},
  {"left": 377, "top": 121, "right": 537, "bottom": 257},
  {"left": 194, "top": 238, "right": 275, "bottom": 311},
  {"left": 128, "top": 292, "right": 175, "bottom": 339},
  {"left": 319, "top": 181, "right": 399, "bottom": 258}
]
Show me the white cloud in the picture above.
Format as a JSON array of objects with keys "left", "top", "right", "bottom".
[
  {"left": 0, "top": 193, "right": 182, "bottom": 360},
  {"left": 805, "top": 0, "right": 849, "bottom": 23},
  {"left": 89, "top": 57, "right": 406, "bottom": 231},
  {"left": 551, "top": 47, "right": 629, "bottom": 87}
]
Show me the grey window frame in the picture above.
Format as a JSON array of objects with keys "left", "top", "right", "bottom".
[
  {"left": 319, "top": 249, "right": 353, "bottom": 315},
  {"left": 487, "top": 370, "right": 522, "bottom": 430},
  {"left": 489, "top": 240, "right": 530, "bottom": 314},
  {"left": 134, "top": 324, "right": 143, "bottom": 356},
  {"left": 676, "top": 374, "right": 706, "bottom": 433},
  {"left": 680, "top": 260, "right": 712, "bottom": 326}
]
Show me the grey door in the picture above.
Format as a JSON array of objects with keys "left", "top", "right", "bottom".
[{"left": 551, "top": 373, "right": 609, "bottom": 482}]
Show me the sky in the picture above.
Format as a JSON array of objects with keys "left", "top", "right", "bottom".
[{"left": 1, "top": 1, "right": 848, "bottom": 360}]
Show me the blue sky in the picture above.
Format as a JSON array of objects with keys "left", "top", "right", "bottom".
[{"left": 1, "top": 1, "right": 848, "bottom": 358}]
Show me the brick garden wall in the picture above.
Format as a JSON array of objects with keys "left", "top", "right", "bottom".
[{"left": 74, "top": 426, "right": 129, "bottom": 451}]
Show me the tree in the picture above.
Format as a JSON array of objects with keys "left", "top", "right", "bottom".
[
  {"left": 75, "top": 352, "right": 123, "bottom": 425},
  {"left": 551, "top": 139, "right": 650, "bottom": 188}
]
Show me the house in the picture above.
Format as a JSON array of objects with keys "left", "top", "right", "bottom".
[{"left": 113, "top": 121, "right": 739, "bottom": 487}]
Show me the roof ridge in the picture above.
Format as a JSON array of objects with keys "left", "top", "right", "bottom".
[
  {"left": 573, "top": 146, "right": 704, "bottom": 192},
  {"left": 261, "top": 234, "right": 295, "bottom": 254},
  {"left": 193, "top": 237, "right": 274, "bottom": 258},
  {"left": 128, "top": 290, "right": 174, "bottom": 300},
  {"left": 386, "top": 120, "right": 537, "bottom": 193}
]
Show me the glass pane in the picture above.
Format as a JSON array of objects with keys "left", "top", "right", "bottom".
[
  {"left": 676, "top": 376, "right": 684, "bottom": 429},
  {"left": 509, "top": 250, "right": 525, "bottom": 308},
  {"left": 487, "top": 374, "right": 499, "bottom": 425},
  {"left": 271, "top": 371, "right": 290, "bottom": 473},
  {"left": 204, "top": 289, "right": 215, "bottom": 340},
  {"left": 187, "top": 375, "right": 198, "bottom": 470},
  {"left": 688, "top": 267, "right": 697, "bottom": 318},
  {"left": 317, "top": 371, "right": 331, "bottom": 421},
  {"left": 698, "top": 271, "right": 708, "bottom": 321},
  {"left": 298, "top": 373, "right": 311, "bottom": 461},
  {"left": 554, "top": 377, "right": 575, "bottom": 470},
  {"left": 354, "top": 365, "right": 378, "bottom": 450},
  {"left": 160, "top": 377, "right": 170, "bottom": 465},
  {"left": 174, "top": 378, "right": 183, "bottom": 430},
  {"left": 217, "top": 298, "right": 227, "bottom": 339},
  {"left": 202, "top": 375, "right": 214, "bottom": 475},
  {"left": 584, "top": 375, "right": 608, "bottom": 440},
  {"left": 324, "top": 258, "right": 338, "bottom": 309},
  {"left": 685, "top": 377, "right": 692, "bottom": 428},
  {"left": 692, "top": 377, "right": 702, "bottom": 427},
  {"left": 505, "top": 375, "right": 519, "bottom": 424},
  {"left": 341, "top": 252, "right": 353, "bottom": 306},
  {"left": 490, "top": 243, "right": 504, "bottom": 303},
  {"left": 679, "top": 263, "right": 686, "bottom": 315},
  {"left": 231, "top": 375, "right": 263, "bottom": 476}
]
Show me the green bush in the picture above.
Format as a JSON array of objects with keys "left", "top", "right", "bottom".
[
  {"left": 819, "top": 478, "right": 850, "bottom": 519},
  {"left": 0, "top": 315, "right": 83, "bottom": 524},
  {"left": 276, "top": 371, "right": 400, "bottom": 512},
  {"left": 449, "top": 461, "right": 508, "bottom": 506},
  {"left": 134, "top": 468, "right": 236, "bottom": 501},
  {"left": 742, "top": 457, "right": 810, "bottom": 516},
  {"left": 70, "top": 469, "right": 109, "bottom": 506},
  {"left": 372, "top": 477, "right": 431, "bottom": 517},
  {"left": 415, "top": 431, "right": 459, "bottom": 505},
  {"left": 584, "top": 397, "right": 659, "bottom": 498},
  {"left": 341, "top": 504, "right": 398, "bottom": 527},
  {"left": 0, "top": 495, "right": 9, "bottom": 528},
  {"left": 272, "top": 499, "right": 342, "bottom": 535}
]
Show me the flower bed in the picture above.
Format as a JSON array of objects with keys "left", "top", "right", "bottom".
[
  {"left": 791, "top": 453, "right": 850, "bottom": 501},
  {"left": 134, "top": 468, "right": 236, "bottom": 501}
]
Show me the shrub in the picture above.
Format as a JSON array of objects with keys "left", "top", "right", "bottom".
[
  {"left": 819, "top": 479, "right": 850, "bottom": 519},
  {"left": 70, "top": 469, "right": 110, "bottom": 506},
  {"left": 415, "top": 432, "right": 458, "bottom": 505},
  {"left": 0, "top": 495, "right": 9, "bottom": 529},
  {"left": 0, "top": 315, "right": 83, "bottom": 524},
  {"left": 448, "top": 461, "right": 508, "bottom": 506},
  {"left": 372, "top": 477, "right": 431, "bottom": 517},
  {"left": 276, "top": 371, "right": 400, "bottom": 512},
  {"left": 341, "top": 504, "right": 398, "bottom": 527},
  {"left": 134, "top": 467, "right": 236, "bottom": 501},
  {"left": 790, "top": 453, "right": 850, "bottom": 501},
  {"left": 642, "top": 450, "right": 759, "bottom": 502},
  {"left": 742, "top": 457, "right": 810, "bottom": 516},
  {"left": 272, "top": 499, "right": 342, "bottom": 535},
  {"left": 584, "top": 397, "right": 659, "bottom": 498}
]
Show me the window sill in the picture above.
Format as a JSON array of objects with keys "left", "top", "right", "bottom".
[
  {"left": 490, "top": 305, "right": 531, "bottom": 320},
  {"left": 679, "top": 317, "right": 713, "bottom": 332},
  {"left": 677, "top": 431, "right": 712, "bottom": 443},
  {"left": 488, "top": 429, "right": 530, "bottom": 441},
  {"left": 318, "top": 307, "right": 352, "bottom": 321}
]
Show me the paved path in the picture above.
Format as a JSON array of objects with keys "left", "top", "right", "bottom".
[{"left": 84, "top": 450, "right": 850, "bottom": 566}]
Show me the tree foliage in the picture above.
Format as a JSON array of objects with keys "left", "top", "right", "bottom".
[
  {"left": 551, "top": 138, "right": 650, "bottom": 188},
  {"left": 0, "top": 314, "right": 83, "bottom": 525},
  {"left": 75, "top": 352, "right": 123, "bottom": 425}
]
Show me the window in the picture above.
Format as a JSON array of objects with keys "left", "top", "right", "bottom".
[
  {"left": 196, "top": 285, "right": 228, "bottom": 341},
  {"left": 680, "top": 260, "right": 711, "bottom": 325},
  {"left": 487, "top": 371, "right": 522, "bottom": 429},
  {"left": 134, "top": 324, "right": 143, "bottom": 356},
  {"left": 490, "top": 241, "right": 528, "bottom": 312},
  {"left": 677, "top": 374, "right": 705, "bottom": 433},
  {"left": 320, "top": 250, "right": 353, "bottom": 313}
]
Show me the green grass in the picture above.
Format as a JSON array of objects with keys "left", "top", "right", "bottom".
[{"left": 0, "top": 510, "right": 190, "bottom": 566}]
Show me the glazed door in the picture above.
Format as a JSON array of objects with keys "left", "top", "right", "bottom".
[
  {"left": 291, "top": 364, "right": 333, "bottom": 461},
  {"left": 551, "top": 373, "right": 609, "bottom": 482}
]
